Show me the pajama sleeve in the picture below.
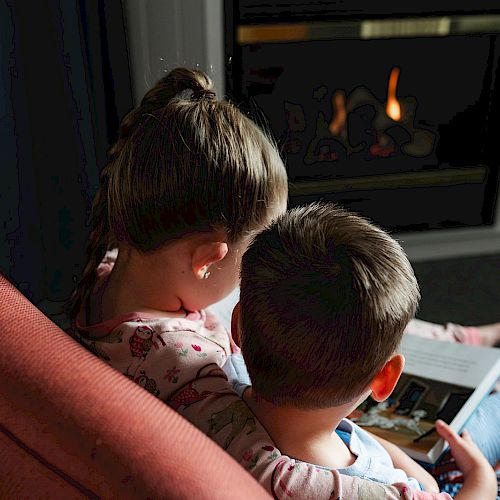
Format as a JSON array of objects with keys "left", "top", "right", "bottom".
[{"left": 172, "top": 375, "right": 453, "bottom": 500}]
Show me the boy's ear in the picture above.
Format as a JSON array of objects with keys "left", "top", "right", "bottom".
[
  {"left": 231, "top": 302, "right": 241, "bottom": 347},
  {"left": 192, "top": 241, "right": 229, "bottom": 280},
  {"left": 370, "top": 354, "right": 405, "bottom": 402}
]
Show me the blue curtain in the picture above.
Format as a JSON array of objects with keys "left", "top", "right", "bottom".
[{"left": 0, "top": 0, "right": 132, "bottom": 309}]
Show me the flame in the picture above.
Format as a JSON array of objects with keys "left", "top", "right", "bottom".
[
  {"left": 329, "top": 90, "right": 347, "bottom": 136},
  {"left": 386, "top": 67, "right": 401, "bottom": 121}
]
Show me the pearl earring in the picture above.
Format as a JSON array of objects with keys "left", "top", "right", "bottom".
[{"left": 199, "top": 267, "right": 210, "bottom": 279}]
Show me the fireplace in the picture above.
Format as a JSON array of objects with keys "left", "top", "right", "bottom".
[{"left": 224, "top": 2, "right": 500, "bottom": 234}]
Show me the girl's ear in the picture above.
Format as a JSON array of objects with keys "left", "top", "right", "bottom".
[
  {"left": 231, "top": 302, "right": 241, "bottom": 347},
  {"left": 370, "top": 354, "right": 405, "bottom": 402},
  {"left": 192, "top": 241, "right": 229, "bottom": 280}
]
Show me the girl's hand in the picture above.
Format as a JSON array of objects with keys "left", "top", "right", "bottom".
[{"left": 435, "top": 419, "right": 497, "bottom": 500}]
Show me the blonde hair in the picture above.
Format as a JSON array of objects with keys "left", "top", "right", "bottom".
[
  {"left": 239, "top": 203, "right": 420, "bottom": 409},
  {"left": 68, "top": 67, "right": 288, "bottom": 320}
]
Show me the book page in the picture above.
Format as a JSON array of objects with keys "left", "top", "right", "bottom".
[
  {"left": 400, "top": 335, "right": 500, "bottom": 387},
  {"left": 351, "top": 336, "right": 499, "bottom": 462}
]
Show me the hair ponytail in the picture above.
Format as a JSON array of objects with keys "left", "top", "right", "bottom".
[{"left": 109, "top": 68, "right": 213, "bottom": 161}]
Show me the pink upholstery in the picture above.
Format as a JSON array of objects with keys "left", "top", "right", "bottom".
[{"left": 0, "top": 275, "right": 270, "bottom": 499}]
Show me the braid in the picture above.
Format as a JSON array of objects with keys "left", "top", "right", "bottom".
[{"left": 67, "top": 166, "right": 112, "bottom": 321}]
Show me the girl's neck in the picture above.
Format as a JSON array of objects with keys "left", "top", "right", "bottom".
[
  {"left": 91, "top": 246, "right": 187, "bottom": 324},
  {"left": 243, "top": 389, "right": 357, "bottom": 469}
]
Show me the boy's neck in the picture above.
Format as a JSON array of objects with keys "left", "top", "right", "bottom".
[{"left": 243, "top": 389, "right": 358, "bottom": 469}]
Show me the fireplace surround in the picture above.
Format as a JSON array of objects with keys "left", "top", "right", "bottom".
[{"left": 225, "top": 1, "right": 500, "bottom": 237}]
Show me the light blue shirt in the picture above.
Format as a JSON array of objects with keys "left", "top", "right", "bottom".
[
  {"left": 223, "top": 352, "right": 421, "bottom": 491},
  {"left": 325, "top": 418, "right": 421, "bottom": 490}
]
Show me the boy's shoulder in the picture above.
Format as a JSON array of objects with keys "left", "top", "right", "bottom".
[{"left": 338, "top": 419, "right": 421, "bottom": 490}]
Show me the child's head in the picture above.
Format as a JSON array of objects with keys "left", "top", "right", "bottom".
[
  {"left": 238, "top": 203, "right": 420, "bottom": 410},
  {"left": 69, "top": 67, "right": 288, "bottom": 319}
]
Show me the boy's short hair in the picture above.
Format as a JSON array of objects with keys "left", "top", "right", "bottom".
[{"left": 239, "top": 203, "right": 420, "bottom": 409}]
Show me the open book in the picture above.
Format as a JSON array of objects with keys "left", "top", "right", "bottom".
[{"left": 351, "top": 335, "right": 500, "bottom": 463}]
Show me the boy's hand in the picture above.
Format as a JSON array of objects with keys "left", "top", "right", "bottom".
[
  {"left": 435, "top": 419, "right": 497, "bottom": 500},
  {"left": 435, "top": 419, "right": 491, "bottom": 476}
]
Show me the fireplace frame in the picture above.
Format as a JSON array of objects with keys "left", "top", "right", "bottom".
[{"left": 224, "top": 2, "right": 500, "bottom": 259}]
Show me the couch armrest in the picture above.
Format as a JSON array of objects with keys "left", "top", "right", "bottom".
[{"left": 0, "top": 275, "right": 269, "bottom": 499}]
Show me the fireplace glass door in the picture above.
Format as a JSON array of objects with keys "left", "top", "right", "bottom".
[{"left": 226, "top": 8, "right": 500, "bottom": 232}]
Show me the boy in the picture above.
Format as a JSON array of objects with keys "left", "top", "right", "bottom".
[{"left": 227, "top": 202, "right": 496, "bottom": 498}]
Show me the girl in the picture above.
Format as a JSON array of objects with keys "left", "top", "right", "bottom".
[{"left": 68, "top": 67, "right": 493, "bottom": 499}]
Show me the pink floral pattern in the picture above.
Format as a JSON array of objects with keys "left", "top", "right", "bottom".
[{"left": 164, "top": 366, "right": 180, "bottom": 383}]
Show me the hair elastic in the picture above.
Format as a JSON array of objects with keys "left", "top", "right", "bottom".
[{"left": 191, "top": 89, "right": 217, "bottom": 101}]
